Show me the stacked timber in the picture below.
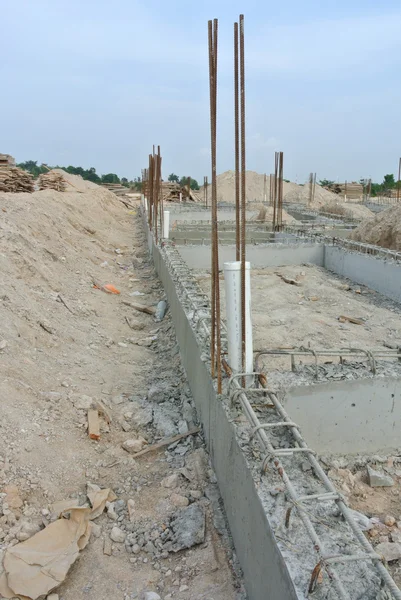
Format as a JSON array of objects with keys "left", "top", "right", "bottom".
[
  {"left": 38, "top": 171, "right": 66, "bottom": 191},
  {"left": 161, "top": 182, "right": 199, "bottom": 202},
  {"left": 0, "top": 166, "right": 34, "bottom": 193},
  {"left": 101, "top": 183, "right": 128, "bottom": 196},
  {"left": 0, "top": 154, "right": 15, "bottom": 168}
]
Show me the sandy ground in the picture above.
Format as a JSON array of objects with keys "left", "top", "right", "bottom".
[
  {"left": 0, "top": 183, "right": 243, "bottom": 600},
  {"left": 198, "top": 263, "right": 401, "bottom": 368}
]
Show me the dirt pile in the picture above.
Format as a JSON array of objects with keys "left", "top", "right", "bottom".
[
  {"left": 251, "top": 204, "right": 298, "bottom": 223},
  {"left": 350, "top": 204, "right": 401, "bottom": 250},
  {"left": 0, "top": 183, "right": 240, "bottom": 599},
  {"left": 199, "top": 170, "right": 340, "bottom": 207},
  {"left": 320, "top": 201, "right": 374, "bottom": 220}
]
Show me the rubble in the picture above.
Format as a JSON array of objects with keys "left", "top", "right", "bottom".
[{"left": 367, "top": 465, "right": 395, "bottom": 487}]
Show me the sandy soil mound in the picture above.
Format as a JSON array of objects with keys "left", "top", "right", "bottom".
[
  {"left": 200, "top": 170, "right": 339, "bottom": 207},
  {"left": 350, "top": 204, "right": 401, "bottom": 250},
  {"left": 50, "top": 168, "right": 100, "bottom": 192},
  {"left": 283, "top": 183, "right": 339, "bottom": 207},
  {"left": 251, "top": 204, "right": 298, "bottom": 223},
  {"left": 320, "top": 202, "right": 374, "bottom": 220}
]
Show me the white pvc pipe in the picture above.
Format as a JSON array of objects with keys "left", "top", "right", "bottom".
[
  {"left": 144, "top": 197, "right": 148, "bottom": 212},
  {"left": 223, "top": 261, "right": 253, "bottom": 386},
  {"left": 141, "top": 194, "right": 144, "bottom": 207},
  {"left": 179, "top": 192, "right": 182, "bottom": 203},
  {"left": 163, "top": 211, "right": 170, "bottom": 239}
]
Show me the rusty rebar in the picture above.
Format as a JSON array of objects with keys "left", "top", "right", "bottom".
[
  {"left": 208, "top": 18, "right": 221, "bottom": 392},
  {"left": 234, "top": 21, "right": 240, "bottom": 261},
  {"left": 278, "top": 151, "right": 284, "bottom": 229},
  {"left": 273, "top": 152, "right": 278, "bottom": 229},
  {"left": 239, "top": 13, "right": 246, "bottom": 380}
]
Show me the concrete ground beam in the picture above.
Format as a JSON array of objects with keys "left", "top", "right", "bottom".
[{"left": 146, "top": 227, "right": 299, "bottom": 599}]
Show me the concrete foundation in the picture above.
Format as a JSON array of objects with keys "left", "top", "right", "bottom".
[
  {"left": 285, "top": 377, "right": 401, "bottom": 454},
  {"left": 325, "top": 246, "right": 401, "bottom": 303},
  {"left": 178, "top": 243, "right": 325, "bottom": 269}
]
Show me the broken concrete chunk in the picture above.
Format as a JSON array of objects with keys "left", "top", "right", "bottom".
[
  {"left": 110, "top": 526, "right": 126, "bottom": 543},
  {"left": 71, "top": 394, "right": 94, "bottom": 411},
  {"left": 171, "top": 503, "right": 205, "bottom": 552},
  {"left": 161, "top": 474, "right": 179, "bottom": 489},
  {"left": 122, "top": 437, "right": 147, "bottom": 454},
  {"left": 141, "top": 592, "right": 161, "bottom": 600},
  {"left": 127, "top": 499, "right": 135, "bottom": 522},
  {"left": 170, "top": 494, "right": 189, "bottom": 508},
  {"left": 367, "top": 465, "right": 394, "bottom": 487},
  {"left": 375, "top": 541, "right": 401, "bottom": 562}
]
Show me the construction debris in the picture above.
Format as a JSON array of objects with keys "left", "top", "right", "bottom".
[
  {"left": 161, "top": 181, "right": 201, "bottom": 202},
  {"left": 338, "top": 315, "right": 364, "bottom": 325},
  {"left": 0, "top": 166, "right": 34, "bottom": 193},
  {"left": 38, "top": 171, "right": 66, "bottom": 191},
  {"left": 87, "top": 409, "right": 100, "bottom": 440}
]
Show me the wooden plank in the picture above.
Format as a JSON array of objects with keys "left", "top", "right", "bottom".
[{"left": 88, "top": 409, "right": 100, "bottom": 440}]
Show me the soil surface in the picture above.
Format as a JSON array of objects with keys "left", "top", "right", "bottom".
[{"left": 0, "top": 180, "right": 244, "bottom": 600}]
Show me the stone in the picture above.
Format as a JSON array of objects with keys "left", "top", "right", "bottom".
[
  {"left": 142, "top": 592, "right": 161, "bottom": 600},
  {"left": 170, "top": 503, "right": 205, "bottom": 551},
  {"left": 384, "top": 515, "right": 396, "bottom": 527},
  {"left": 91, "top": 523, "right": 102, "bottom": 538},
  {"left": 72, "top": 394, "right": 93, "bottom": 411},
  {"left": 132, "top": 543, "right": 141, "bottom": 554},
  {"left": 391, "top": 531, "right": 401, "bottom": 544},
  {"left": 148, "top": 383, "right": 173, "bottom": 404},
  {"left": 179, "top": 585, "right": 189, "bottom": 592},
  {"left": 0, "top": 340, "right": 7, "bottom": 351},
  {"left": 122, "top": 437, "right": 147, "bottom": 454},
  {"left": 375, "top": 541, "right": 401, "bottom": 562},
  {"left": 367, "top": 465, "right": 394, "bottom": 487},
  {"left": 47, "top": 595, "right": 59, "bottom": 600},
  {"left": 161, "top": 474, "right": 179, "bottom": 489},
  {"left": 144, "top": 541, "right": 156, "bottom": 554},
  {"left": 110, "top": 526, "right": 126, "bottom": 543},
  {"left": 170, "top": 494, "right": 189, "bottom": 508}
]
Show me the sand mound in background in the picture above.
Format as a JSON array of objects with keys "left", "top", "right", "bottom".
[
  {"left": 199, "top": 170, "right": 339, "bottom": 207},
  {"left": 50, "top": 168, "right": 100, "bottom": 192},
  {"left": 320, "top": 202, "right": 374, "bottom": 220},
  {"left": 350, "top": 204, "right": 401, "bottom": 250},
  {"left": 251, "top": 204, "right": 298, "bottom": 223}
]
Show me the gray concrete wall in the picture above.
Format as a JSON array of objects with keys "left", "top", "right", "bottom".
[
  {"left": 324, "top": 246, "right": 401, "bottom": 303},
  {"left": 170, "top": 209, "right": 257, "bottom": 222},
  {"left": 177, "top": 243, "right": 325, "bottom": 269},
  {"left": 143, "top": 215, "right": 298, "bottom": 600},
  {"left": 285, "top": 377, "right": 401, "bottom": 454}
]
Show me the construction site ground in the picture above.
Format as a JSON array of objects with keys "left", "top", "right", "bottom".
[
  {"left": 0, "top": 187, "right": 243, "bottom": 600},
  {"left": 197, "top": 264, "right": 401, "bottom": 360}
]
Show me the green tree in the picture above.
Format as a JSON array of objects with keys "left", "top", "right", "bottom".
[
  {"left": 168, "top": 173, "right": 179, "bottom": 183},
  {"left": 319, "top": 179, "right": 335, "bottom": 188},
  {"left": 179, "top": 176, "right": 199, "bottom": 190},
  {"left": 383, "top": 174, "right": 395, "bottom": 191},
  {"left": 101, "top": 173, "right": 120, "bottom": 184}
]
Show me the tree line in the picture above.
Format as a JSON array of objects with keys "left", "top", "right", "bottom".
[
  {"left": 17, "top": 161, "right": 135, "bottom": 188},
  {"left": 320, "top": 174, "right": 401, "bottom": 197},
  {"left": 17, "top": 162, "right": 201, "bottom": 192}
]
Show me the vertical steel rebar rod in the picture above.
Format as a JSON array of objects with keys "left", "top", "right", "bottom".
[
  {"left": 239, "top": 13, "right": 246, "bottom": 380},
  {"left": 273, "top": 152, "right": 278, "bottom": 229},
  {"left": 208, "top": 18, "right": 221, "bottom": 391},
  {"left": 278, "top": 151, "right": 284, "bottom": 229},
  {"left": 234, "top": 21, "right": 240, "bottom": 261},
  {"left": 397, "top": 158, "right": 401, "bottom": 202}
]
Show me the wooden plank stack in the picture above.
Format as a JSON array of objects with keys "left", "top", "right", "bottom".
[
  {"left": 38, "top": 172, "right": 66, "bottom": 191},
  {"left": 161, "top": 182, "right": 199, "bottom": 202},
  {"left": 0, "top": 166, "right": 34, "bottom": 193}
]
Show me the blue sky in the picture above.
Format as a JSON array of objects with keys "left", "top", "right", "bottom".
[{"left": 1, "top": 0, "right": 401, "bottom": 183}]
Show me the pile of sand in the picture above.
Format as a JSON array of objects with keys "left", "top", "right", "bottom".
[
  {"left": 350, "top": 204, "right": 401, "bottom": 250},
  {"left": 200, "top": 170, "right": 339, "bottom": 207},
  {"left": 251, "top": 204, "right": 298, "bottom": 224},
  {"left": 50, "top": 168, "right": 99, "bottom": 193},
  {"left": 320, "top": 202, "right": 374, "bottom": 220}
]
